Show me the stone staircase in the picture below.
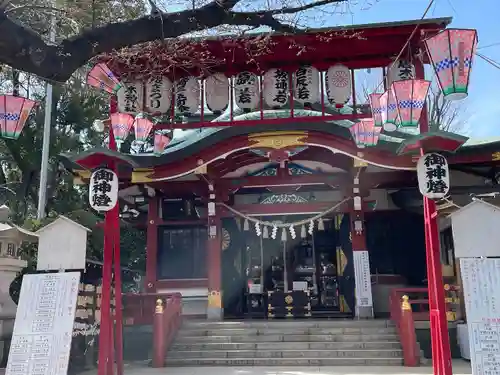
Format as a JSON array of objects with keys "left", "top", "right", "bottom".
[{"left": 166, "top": 319, "right": 406, "bottom": 366}]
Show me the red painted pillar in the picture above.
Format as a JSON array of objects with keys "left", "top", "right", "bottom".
[
  {"left": 207, "top": 195, "right": 222, "bottom": 320},
  {"left": 415, "top": 60, "right": 452, "bottom": 375},
  {"left": 145, "top": 197, "right": 159, "bottom": 292}
]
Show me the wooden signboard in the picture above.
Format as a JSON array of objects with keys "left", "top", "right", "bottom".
[{"left": 6, "top": 272, "right": 80, "bottom": 375}]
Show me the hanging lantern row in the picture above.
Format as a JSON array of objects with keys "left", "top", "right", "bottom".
[
  {"left": 0, "top": 95, "right": 38, "bottom": 140},
  {"left": 349, "top": 119, "right": 382, "bottom": 149},
  {"left": 86, "top": 63, "right": 353, "bottom": 116},
  {"left": 243, "top": 217, "right": 325, "bottom": 241}
]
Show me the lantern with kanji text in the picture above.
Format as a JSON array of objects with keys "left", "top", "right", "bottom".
[
  {"left": 154, "top": 133, "right": 170, "bottom": 156},
  {"left": 368, "top": 93, "right": 383, "bottom": 127},
  {"left": 0, "top": 95, "right": 37, "bottom": 140},
  {"left": 110, "top": 113, "right": 134, "bottom": 150},
  {"left": 379, "top": 89, "right": 398, "bottom": 132},
  {"left": 133, "top": 115, "right": 154, "bottom": 145},
  {"left": 145, "top": 76, "right": 172, "bottom": 114},
  {"left": 392, "top": 79, "right": 431, "bottom": 128},
  {"left": 176, "top": 76, "right": 200, "bottom": 115},
  {"left": 234, "top": 72, "right": 260, "bottom": 111},
  {"left": 86, "top": 63, "right": 122, "bottom": 94},
  {"left": 117, "top": 81, "right": 144, "bottom": 114},
  {"left": 89, "top": 168, "right": 118, "bottom": 212},
  {"left": 293, "top": 65, "right": 319, "bottom": 107},
  {"left": 386, "top": 59, "right": 415, "bottom": 86},
  {"left": 263, "top": 68, "right": 289, "bottom": 108},
  {"left": 424, "top": 29, "right": 478, "bottom": 101},
  {"left": 417, "top": 153, "right": 450, "bottom": 199},
  {"left": 205, "top": 73, "right": 229, "bottom": 115}
]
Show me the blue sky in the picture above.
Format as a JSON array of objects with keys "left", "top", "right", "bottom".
[{"left": 337, "top": 0, "right": 500, "bottom": 139}]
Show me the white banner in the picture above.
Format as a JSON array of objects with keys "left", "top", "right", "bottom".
[
  {"left": 353, "top": 250, "right": 373, "bottom": 307},
  {"left": 460, "top": 257, "right": 500, "bottom": 375},
  {"left": 6, "top": 272, "right": 80, "bottom": 375}
]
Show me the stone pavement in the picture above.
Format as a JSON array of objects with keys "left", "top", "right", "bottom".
[{"left": 91, "top": 360, "right": 472, "bottom": 375}]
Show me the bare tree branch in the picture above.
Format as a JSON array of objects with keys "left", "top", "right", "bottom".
[{"left": 0, "top": 0, "right": 347, "bottom": 82}]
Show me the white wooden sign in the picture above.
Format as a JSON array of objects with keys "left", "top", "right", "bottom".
[
  {"left": 460, "top": 257, "right": 500, "bottom": 375},
  {"left": 6, "top": 272, "right": 80, "bottom": 375},
  {"left": 353, "top": 250, "right": 373, "bottom": 308}
]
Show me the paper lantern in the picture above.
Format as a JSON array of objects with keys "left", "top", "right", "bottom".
[
  {"left": 205, "top": 73, "right": 229, "bottom": 115},
  {"left": 417, "top": 153, "right": 450, "bottom": 199},
  {"left": 89, "top": 168, "right": 118, "bottom": 212},
  {"left": 176, "top": 76, "right": 200, "bottom": 115},
  {"left": 349, "top": 122, "right": 366, "bottom": 149},
  {"left": 379, "top": 89, "right": 398, "bottom": 132},
  {"left": 110, "top": 112, "right": 134, "bottom": 150},
  {"left": 234, "top": 71, "right": 260, "bottom": 111},
  {"left": 325, "top": 64, "right": 351, "bottom": 108},
  {"left": 424, "top": 29, "right": 478, "bottom": 101},
  {"left": 117, "top": 81, "right": 144, "bottom": 114},
  {"left": 153, "top": 133, "right": 170, "bottom": 156},
  {"left": 133, "top": 115, "right": 154, "bottom": 145},
  {"left": 86, "top": 63, "right": 122, "bottom": 93},
  {"left": 360, "top": 118, "right": 382, "bottom": 147},
  {"left": 0, "top": 95, "right": 37, "bottom": 140},
  {"left": 386, "top": 59, "right": 415, "bottom": 86},
  {"left": 145, "top": 76, "right": 172, "bottom": 114},
  {"left": 392, "top": 79, "right": 431, "bottom": 128},
  {"left": 294, "top": 65, "right": 320, "bottom": 106},
  {"left": 263, "top": 68, "right": 288, "bottom": 108},
  {"left": 368, "top": 93, "right": 383, "bottom": 127}
]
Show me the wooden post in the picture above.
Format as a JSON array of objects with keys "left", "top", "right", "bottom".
[
  {"left": 400, "top": 295, "right": 420, "bottom": 367},
  {"left": 152, "top": 298, "right": 165, "bottom": 368},
  {"left": 145, "top": 197, "right": 159, "bottom": 291}
]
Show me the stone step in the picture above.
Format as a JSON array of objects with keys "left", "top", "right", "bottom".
[
  {"left": 181, "top": 319, "right": 394, "bottom": 329},
  {"left": 175, "top": 333, "right": 400, "bottom": 343},
  {"left": 167, "top": 349, "right": 403, "bottom": 359},
  {"left": 178, "top": 327, "right": 397, "bottom": 336},
  {"left": 171, "top": 341, "right": 402, "bottom": 351},
  {"left": 165, "top": 357, "right": 405, "bottom": 366}
]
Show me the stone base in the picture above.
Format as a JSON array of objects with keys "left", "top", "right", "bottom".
[
  {"left": 356, "top": 306, "right": 374, "bottom": 319},
  {"left": 206, "top": 306, "right": 223, "bottom": 321}
]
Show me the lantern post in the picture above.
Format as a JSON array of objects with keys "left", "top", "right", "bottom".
[{"left": 415, "top": 61, "right": 453, "bottom": 375}]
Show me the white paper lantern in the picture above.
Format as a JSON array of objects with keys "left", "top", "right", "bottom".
[
  {"left": 205, "top": 73, "right": 229, "bottom": 114},
  {"left": 176, "top": 76, "right": 200, "bottom": 115},
  {"left": 234, "top": 71, "right": 260, "bottom": 111},
  {"left": 294, "top": 65, "right": 320, "bottom": 106},
  {"left": 117, "top": 81, "right": 144, "bottom": 114},
  {"left": 145, "top": 76, "right": 172, "bottom": 114},
  {"left": 325, "top": 64, "right": 352, "bottom": 108},
  {"left": 263, "top": 68, "right": 288, "bottom": 108},
  {"left": 417, "top": 153, "right": 450, "bottom": 199},
  {"left": 89, "top": 168, "right": 118, "bottom": 212},
  {"left": 386, "top": 59, "right": 415, "bottom": 87}
]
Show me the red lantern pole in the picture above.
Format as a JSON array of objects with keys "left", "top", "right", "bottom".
[{"left": 416, "top": 61, "right": 452, "bottom": 375}]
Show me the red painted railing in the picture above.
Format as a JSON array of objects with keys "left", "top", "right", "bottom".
[
  {"left": 390, "top": 288, "right": 430, "bottom": 321},
  {"left": 152, "top": 293, "right": 183, "bottom": 367},
  {"left": 390, "top": 292, "right": 419, "bottom": 366}
]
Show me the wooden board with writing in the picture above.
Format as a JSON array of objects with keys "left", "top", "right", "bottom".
[
  {"left": 353, "top": 251, "right": 372, "bottom": 308},
  {"left": 460, "top": 258, "right": 500, "bottom": 375},
  {"left": 6, "top": 272, "right": 80, "bottom": 375}
]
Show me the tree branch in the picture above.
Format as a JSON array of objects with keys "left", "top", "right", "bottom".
[{"left": 0, "top": 0, "right": 346, "bottom": 82}]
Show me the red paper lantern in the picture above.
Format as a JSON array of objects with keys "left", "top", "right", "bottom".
[
  {"left": 368, "top": 93, "right": 383, "bottom": 127},
  {"left": 424, "top": 29, "right": 478, "bottom": 101},
  {"left": 391, "top": 79, "right": 431, "bottom": 128},
  {"left": 133, "top": 115, "right": 154, "bottom": 145},
  {"left": 0, "top": 95, "right": 37, "bottom": 140},
  {"left": 360, "top": 118, "right": 382, "bottom": 147},
  {"left": 110, "top": 113, "right": 135, "bottom": 150},
  {"left": 349, "top": 121, "right": 366, "bottom": 149},
  {"left": 86, "top": 63, "right": 122, "bottom": 94},
  {"left": 379, "top": 89, "right": 398, "bottom": 132},
  {"left": 154, "top": 133, "right": 171, "bottom": 156}
]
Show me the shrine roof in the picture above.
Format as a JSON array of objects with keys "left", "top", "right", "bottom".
[{"left": 101, "top": 17, "right": 452, "bottom": 78}]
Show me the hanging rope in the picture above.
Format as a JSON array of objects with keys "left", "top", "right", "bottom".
[{"left": 217, "top": 196, "right": 352, "bottom": 228}]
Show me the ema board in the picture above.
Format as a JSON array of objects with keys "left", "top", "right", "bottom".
[{"left": 6, "top": 272, "right": 80, "bottom": 375}]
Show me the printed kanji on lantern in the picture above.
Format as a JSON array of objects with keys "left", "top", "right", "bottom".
[
  {"left": 263, "top": 68, "right": 289, "bottom": 108},
  {"left": 368, "top": 93, "right": 383, "bottom": 127},
  {"left": 154, "top": 133, "right": 170, "bottom": 156},
  {"left": 294, "top": 65, "right": 320, "bottom": 107},
  {"left": 392, "top": 79, "right": 431, "bottom": 128},
  {"left": 0, "top": 95, "right": 37, "bottom": 140},
  {"left": 133, "top": 115, "right": 154, "bottom": 145},
  {"left": 205, "top": 73, "right": 229, "bottom": 115},
  {"left": 424, "top": 29, "right": 478, "bottom": 101},
  {"left": 110, "top": 113, "right": 135, "bottom": 150},
  {"left": 417, "top": 153, "right": 450, "bottom": 199},
  {"left": 86, "top": 63, "right": 122, "bottom": 93},
  {"left": 89, "top": 168, "right": 118, "bottom": 212},
  {"left": 379, "top": 89, "right": 399, "bottom": 132}
]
